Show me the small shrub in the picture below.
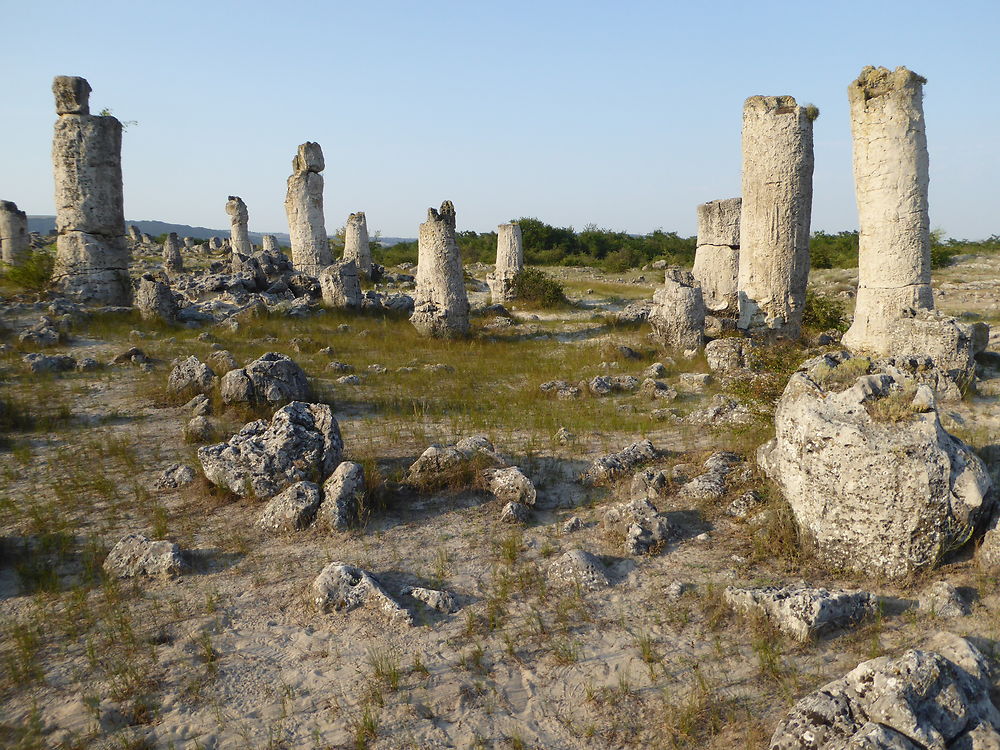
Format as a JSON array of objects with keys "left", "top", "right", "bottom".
[
  {"left": 802, "top": 290, "right": 848, "bottom": 332},
  {"left": 512, "top": 268, "right": 569, "bottom": 308},
  {"left": 810, "top": 356, "right": 871, "bottom": 391},
  {"left": 866, "top": 385, "right": 918, "bottom": 423},
  {"left": 4, "top": 248, "right": 55, "bottom": 292}
]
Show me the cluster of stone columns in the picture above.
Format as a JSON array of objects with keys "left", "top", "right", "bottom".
[
  {"left": 737, "top": 95, "right": 815, "bottom": 339},
  {"left": 284, "top": 142, "right": 331, "bottom": 276},
  {"left": 0, "top": 201, "right": 29, "bottom": 267},
  {"left": 51, "top": 76, "right": 131, "bottom": 304},
  {"left": 411, "top": 201, "right": 470, "bottom": 337},
  {"left": 487, "top": 223, "right": 523, "bottom": 303}
]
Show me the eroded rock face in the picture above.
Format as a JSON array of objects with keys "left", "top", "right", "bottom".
[
  {"left": 312, "top": 562, "right": 412, "bottom": 624},
  {"left": 226, "top": 196, "right": 252, "bottom": 256},
  {"left": 738, "top": 95, "right": 814, "bottom": 339},
  {"left": 318, "top": 260, "right": 362, "bottom": 309},
  {"left": 843, "top": 66, "right": 933, "bottom": 354},
  {"left": 770, "top": 633, "right": 1000, "bottom": 748},
  {"left": 343, "top": 211, "right": 371, "bottom": 276},
  {"left": 648, "top": 268, "right": 705, "bottom": 351},
  {"left": 220, "top": 352, "right": 310, "bottom": 406},
  {"left": 486, "top": 223, "right": 523, "bottom": 304},
  {"left": 51, "top": 76, "right": 131, "bottom": 305},
  {"left": 410, "top": 201, "right": 470, "bottom": 338},
  {"left": 284, "top": 142, "right": 331, "bottom": 276},
  {"left": 725, "top": 583, "right": 874, "bottom": 641},
  {"left": 758, "top": 353, "right": 994, "bottom": 579},
  {"left": 104, "top": 534, "right": 185, "bottom": 578},
  {"left": 692, "top": 198, "right": 740, "bottom": 314},
  {"left": 198, "top": 401, "right": 343, "bottom": 498},
  {"left": 0, "top": 200, "right": 30, "bottom": 266}
]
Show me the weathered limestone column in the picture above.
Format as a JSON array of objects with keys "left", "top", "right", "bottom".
[
  {"left": 261, "top": 234, "right": 280, "bottom": 253},
  {"left": 127, "top": 225, "right": 141, "bottom": 243},
  {"left": 737, "top": 96, "right": 815, "bottom": 338},
  {"left": 226, "top": 196, "right": 251, "bottom": 255},
  {"left": 208, "top": 237, "right": 222, "bottom": 252},
  {"left": 410, "top": 201, "right": 470, "bottom": 337},
  {"left": 343, "top": 212, "right": 371, "bottom": 276},
  {"left": 163, "top": 232, "right": 183, "bottom": 272},
  {"left": 51, "top": 76, "right": 131, "bottom": 304},
  {"left": 842, "top": 67, "right": 933, "bottom": 353},
  {"left": 284, "top": 142, "right": 331, "bottom": 276},
  {"left": 0, "top": 200, "right": 30, "bottom": 266},
  {"left": 486, "top": 222, "right": 523, "bottom": 303},
  {"left": 182, "top": 236, "right": 194, "bottom": 250},
  {"left": 319, "top": 260, "right": 362, "bottom": 309},
  {"left": 692, "top": 198, "right": 740, "bottom": 313},
  {"left": 648, "top": 268, "right": 705, "bottom": 351}
]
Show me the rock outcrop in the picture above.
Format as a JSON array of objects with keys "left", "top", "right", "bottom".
[
  {"left": 758, "top": 353, "right": 995, "bottom": 578},
  {"left": 318, "top": 260, "right": 362, "bottom": 309},
  {"left": 135, "top": 273, "right": 178, "bottom": 323},
  {"left": 198, "top": 401, "right": 343, "bottom": 498},
  {"left": 770, "top": 633, "right": 1000, "bottom": 748},
  {"left": 312, "top": 562, "right": 412, "bottom": 624},
  {"left": 737, "top": 95, "right": 814, "bottom": 338},
  {"left": 725, "top": 583, "right": 874, "bottom": 641},
  {"left": 0, "top": 200, "right": 29, "bottom": 266},
  {"left": 343, "top": 211, "right": 371, "bottom": 276},
  {"left": 648, "top": 268, "right": 705, "bottom": 351},
  {"left": 51, "top": 76, "right": 131, "bottom": 304},
  {"left": 220, "top": 352, "right": 310, "bottom": 406}
]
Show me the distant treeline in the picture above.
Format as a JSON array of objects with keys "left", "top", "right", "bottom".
[{"left": 374, "top": 222, "right": 1000, "bottom": 271}]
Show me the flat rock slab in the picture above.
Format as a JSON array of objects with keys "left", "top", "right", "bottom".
[
  {"left": 725, "top": 583, "right": 874, "bottom": 641},
  {"left": 104, "top": 533, "right": 186, "bottom": 578}
]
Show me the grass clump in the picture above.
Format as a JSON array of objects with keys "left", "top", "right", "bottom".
[
  {"left": 866, "top": 384, "right": 918, "bottom": 423},
  {"left": 512, "top": 268, "right": 570, "bottom": 308},
  {"left": 810, "top": 356, "right": 871, "bottom": 391}
]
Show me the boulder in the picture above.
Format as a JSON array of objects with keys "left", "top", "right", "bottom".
[
  {"left": 770, "top": 633, "right": 1000, "bottom": 748},
  {"left": 724, "top": 583, "right": 874, "bottom": 641},
  {"left": 152, "top": 463, "right": 196, "bottom": 489},
  {"left": 705, "top": 337, "right": 747, "bottom": 372},
  {"left": 257, "top": 481, "right": 323, "bottom": 532},
  {"left": 403, "top": 586, "right": 458, "bottom": 613},
  {"left": 919, "top": 581, "right": 971, "bottom": 618},
  {"left": 167, "top": 356, "right": 216, "bottom": 399},
  {"left": 318, "top": 461, "right": 365, "bottom": 531},
  {"left": 499, "top": 501, "right": 531, "bottom": 524},
  {"left": 220, "top": 352, "right": 310, "bottom": 406},
  {"left": 603, "top": 497, "right": 671, "bottom": 555},
  {"left": 135, "top": 273, "right": 178, "bottom": 323},
  {"left": 582, "top": 440, "right": 658, "bottom": 485},
  {"left": 198, "top": 401, "right": 343, "bottom": 499},
  {"left": 103, "top": 534, "right": 185, "bottom": 578},
  {"left": 759, "top": 354, "right": 995, "bottom": 579},
  {"left": 318, "top": 260, "right": 362, "bottom": 309},
  {"left": 648, "top": 268, "right": 705, "bottom": 351},
  {"left": 312, "top": 562, "right": 412, "bottom": 624},
  {"left": 484, "top": 466, "right": 536, "bottom": 506},
  {"left": 547, "top": 550, "right": 611, "bottom": 591}
]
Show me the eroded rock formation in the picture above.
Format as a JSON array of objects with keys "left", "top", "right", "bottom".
[
  {"left": 692, "top": 198, "right": 740, "bottom": 313},
  {"left": 410, "top": 201, "right": 470, "bottom": 337},
  {"left": 486, "top": 223, "right": 523, "bottom": 303},
  {"left": 284, "top": 142, "right": 331, "bottom": 276}
]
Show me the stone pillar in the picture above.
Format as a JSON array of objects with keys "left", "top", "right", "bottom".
[
  {"left": 226, "top": 196, "right": 251, "bottom": 255},
  {"left": 208, "top": 237, "right": 222, "bottom": 252},
  {"left": 182, "top": 236, "right": 194, "bottom": 250},
  {"left": 737, "top": 96, "right": 814, "bottom": 338},
  {"left": 648, "top": 268, "right": 705, "bottom": 351},
  {"left": 0, "top": 200, "right": 30, "bottom": 266},
  {"left": 127, "top": 225, "right": 141, "bottom": 243},
  {"left": 262, "top": 234, "right": 280, "bottom": 253},
  {"left": 140, "top": 233, "right": 153, "bottom": 245},
  {"left": 410, "top": 201, "right": 470, "bottom": 337},
  {"left": 692, "top": 198, "right": 740, "bottom": 314},
  {"left": 163, "top": 232, "right": 183, "bottom": 272},
  {"left": 284, "top": 142, "right": 331, "bottom": 276},
  {"left": 842, "top": 67, "right": 933, "bottom": 354},
  {"left": 51, "top": 76, "right": 131, "bottom": 304},
  {"left": 486, "top": 222, "right": 523, "bottom": 304},
  {"left": 343, "top": 212, "right": 371, "bottom": 276}
]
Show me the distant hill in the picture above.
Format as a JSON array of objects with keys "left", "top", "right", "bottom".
[{"left": 27, "top": 216, "right": 414, "bottom": 247}]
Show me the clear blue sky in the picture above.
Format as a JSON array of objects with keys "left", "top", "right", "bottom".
[{"left": 2, "top": 0, "right": 998, "bottom": 240}]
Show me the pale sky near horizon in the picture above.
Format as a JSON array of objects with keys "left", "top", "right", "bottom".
[{"left": 2, "top": 0, "right": 998, "bottom": 240}]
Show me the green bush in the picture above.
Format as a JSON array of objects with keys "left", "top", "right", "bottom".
[
  {"left": 4, "top": 248, "right": 55, "bottom": 292},
  {"left": 511, "top": 267, "right": 569, "bottom": 308},
  {"left": 802, "top": 291, "right": 848, "bottom": 332}
]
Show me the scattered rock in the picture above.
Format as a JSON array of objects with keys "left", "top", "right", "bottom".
[
  {"left": 103, "top": 534, "right": 185, "bottom": 578},
  {"left": 167, "top": 356, "right": 216, "bottom": 399},
  {"left": 312, "top": 562, "right": 412, "bottom": 624},
  {"left": 484, "top": 466, "right": 536, "bottom": 506},
  {"left": 319, "top": 461, "right": 365, "bottom": 531},
  {"left": 583, "top": 440, "right": 658, "bottom": 485},
  {"left": 919, "top": 581, "right": 971, "bottom": 618},
  {"left": 547, "top": 550, "right": 611, "bottom": 590},
  {"left": 220, "top": 352, "right": 310, "bottom": 407},
  {"left": 23, "top": 353, "right": 75, "bottom": 373},
  {"left": 152, "top": 463, "right": 196, "bottom": 489},
  {"left": 257, "top": 481, "right": 323, "bottom": 532},
  {"left": 404, "top": 586, "right": 458, "bottom": 613},
  {"left": 725, "top": 583, "right": 874, "bottom": 641},
  {"left": 499, "top": 501, "right": 531, "bottom": 524},
  {"left": 604, "top": 497, "right": 671, "bottom": 555}
]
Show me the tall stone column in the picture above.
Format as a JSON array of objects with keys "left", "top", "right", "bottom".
[
  {"left": 163, "top": 232, "right": 183, "bottom": 272},
  {"left": 284, "top": 142, "right": 331, "bottom": 276},
  {"left": 343, "top": 211, "right": 371, "bottom": 275},
  {"left": 692, "top": 198, "right": 740, "bottom": 314},
  {"left": 737, "top": 96, "right": 815, "bottom": 338},
  {"left": 261, "top": 234, "right": 280, "bottom": 253},
  {"left": 51, "top": 76, "right": 131, "bottom": 304},
  {"left": 0, "top": 200, "right": 30, "bottom": 266},
  {"left": 225, "top": 196, "right": 251, "bottom": 256},
  {"left": 842, "top": 66, "right": 933, "bottom": 353},
  {"left": 411, "top": 201, "right": 470, "bottom": 337},
  {"left": 486, "top": 223, "right": 523, "bottom": 303}
]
